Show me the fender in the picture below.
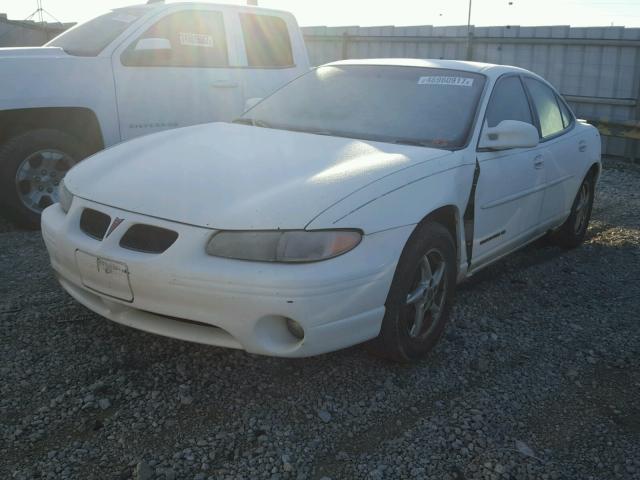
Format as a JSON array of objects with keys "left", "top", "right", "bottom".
[{"left": 307, "top": 153, "right": 476, "bottom": 235}]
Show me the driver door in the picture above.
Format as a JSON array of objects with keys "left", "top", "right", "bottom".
[
  {"left": 471, "top": 75, "right": 546, "bottom": 269},
  {"left": 112, "top": 7, "right": 243, "bottom": 141}
]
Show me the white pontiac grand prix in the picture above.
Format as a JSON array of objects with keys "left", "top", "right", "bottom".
[{"left": 42, "top": 59, "right": 601, "bottom": 362}]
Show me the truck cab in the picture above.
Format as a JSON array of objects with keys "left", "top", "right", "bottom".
[{"left": 0, "top": 1, "right": 310, "bottom": 227}]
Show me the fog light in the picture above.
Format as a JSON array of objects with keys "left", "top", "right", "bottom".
[{"left": 286, "top": 318, "right": 305, "bottom": 340}]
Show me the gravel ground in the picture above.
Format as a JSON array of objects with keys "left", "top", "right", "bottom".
[{"left": 1, "top": 160, "right": 639, "bottom": 480}]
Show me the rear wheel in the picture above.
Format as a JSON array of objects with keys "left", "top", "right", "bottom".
[
  {"left": 550, "top": 173, "right": 595, "bottom": 248},
  {"left": 370, "top": 222, "right": 457, "bottom": 363},
  {"left": 0, "top": 129, "right": 86, "bottom": 229}
]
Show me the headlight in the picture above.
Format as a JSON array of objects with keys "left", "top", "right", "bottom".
[
  {"left": 58, "top": 179, "right": 74, "bottom": 213},
  {"left": 206, "top": 230, "right": 362, "bottom": 263}
]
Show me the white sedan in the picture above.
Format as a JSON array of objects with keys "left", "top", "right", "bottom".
[{"left": 42, "top": 59, "right": 601, "bottom": 362}]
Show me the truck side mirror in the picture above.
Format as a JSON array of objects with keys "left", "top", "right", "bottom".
[
  {"left": 478, "top": 120, "right": 539, "bottom": 150},
  {"left": 135, "top": 37, "right": 172, "bottom": 52}
]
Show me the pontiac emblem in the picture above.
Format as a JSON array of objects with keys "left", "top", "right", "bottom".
[{"left": 106, "top": 217, "right": 125, "bottom": 238}]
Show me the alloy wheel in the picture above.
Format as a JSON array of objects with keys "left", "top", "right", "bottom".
[
  {"left": 404, "top": 249, "right": 448, "bottom": 339},
  {"left": 573, "top": 180, "right": 591, "bottom": 234},
  {"left": 15, "top": 149, "right": 74, "bottom": 213}
]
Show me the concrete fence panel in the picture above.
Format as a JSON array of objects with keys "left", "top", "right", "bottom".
[{"left": 303, "top": 25, "right": 640, "bottom": 160}]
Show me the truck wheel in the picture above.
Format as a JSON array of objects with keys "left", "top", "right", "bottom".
[
  {"left": 550, "top": 172, "right": 595, "bottom": 249},
  {"left": 0, "top": 129, "right": 87, "bottom": 229},
  {"left": 369, "top": 222, "right": 457, "bottom": 363}
]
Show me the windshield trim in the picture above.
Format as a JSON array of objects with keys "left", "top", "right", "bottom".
[
  {"left": 232, "top": 118, "right": 449, "bottom": 149},
  {"left": 46, "top": 8, "right": 152, "bottom": 57},
  {"left": 240, "top": 65, "right": 490, "bottom": 151}
]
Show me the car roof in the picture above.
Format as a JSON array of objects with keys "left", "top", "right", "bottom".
[{"left": 325, "top": 58, "right": 533, "bottom": 79}]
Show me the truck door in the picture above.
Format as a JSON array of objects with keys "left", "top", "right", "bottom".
[
  {"left": 232, "top": 11, "right": 310, "bottom": 101},
  {"left": 111, "top": 7, "right": 244, "bottom": 141}
]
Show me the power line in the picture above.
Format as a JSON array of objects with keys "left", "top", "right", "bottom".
[{"left": 0, "top": 1, "right": 64, "bottom": 44}]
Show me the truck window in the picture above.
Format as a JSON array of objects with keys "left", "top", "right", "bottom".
[
  {"left": 239, "top": 14, "right": 294, "bottom": 68},
  {"left": 122, "top": 10, "right": 229, "bottom": 68},
  {"left": 47, "top": 9, "right": 145, "bottom": 56}
]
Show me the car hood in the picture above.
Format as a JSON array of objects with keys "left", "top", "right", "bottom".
[
  {"left": 0, "top": 46, "right": 67, "bottom": 59},
  {"left": 66, "top": 123, "right": 450, "bottom": 230}
]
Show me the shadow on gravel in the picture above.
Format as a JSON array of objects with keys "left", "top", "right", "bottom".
[{"left": 2, "top": 163, "right": 640, "bottom": 480}]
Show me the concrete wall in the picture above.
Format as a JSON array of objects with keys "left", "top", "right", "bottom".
[
  {"left": 0, "top": 15, "right": 71, "bottom": 47},
  {"left": 303, "top": 25, "right": 640, "bottom": 160}
]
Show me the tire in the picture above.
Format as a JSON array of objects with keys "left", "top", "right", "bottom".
[
  {"left": 0, "top": 129, "right": 87, "bottom": 229},
  {"left": 369, "top": 221, "right": 457, "bottom": 363},
  {"left": 549, "top": 172, "right": 596, "bottom": 249}
]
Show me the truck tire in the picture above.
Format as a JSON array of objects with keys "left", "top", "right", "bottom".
[{"left": 0, "top": 129, "right": 87, "bottom": 229}]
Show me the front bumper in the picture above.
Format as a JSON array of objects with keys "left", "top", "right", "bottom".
[{"left": 41, "top": 198, "right": 413, "bottom": 357}]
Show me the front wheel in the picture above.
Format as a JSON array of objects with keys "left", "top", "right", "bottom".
[
  {"left": 369, "top": 222, "right": 457, "bottom": 363},
  {"left": 0, "top": 129, "right": 86, "bottom": 229},
  {"left": 550, "top": 173, "right": 595, "bottom": 249}
]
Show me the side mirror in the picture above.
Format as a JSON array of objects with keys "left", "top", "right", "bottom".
[
  {"left": 135, "top": 37, "right": 172, "bottom": 52},
  {"left": 244, "top": 97, "right": 263, "bottom": 112},
  {"left": 478, "top": 120, "right": 539, "bottom": 150}
]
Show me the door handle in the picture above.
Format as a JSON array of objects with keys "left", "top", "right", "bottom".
[
  {"left": 533, "top": 155, "right": 544, "bottom": 169},
  {"left": 210, "top": 81, "right": 238, "bottom": 89},
  {"left": 578, "top": 140, "right": 587, "bottom": 152}
]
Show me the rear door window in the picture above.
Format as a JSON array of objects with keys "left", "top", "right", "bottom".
[
  {"left": 524, "top": 78, "right": 566, "bottom": 138},
  {"left": 122, "top": 10, "right": 229, "bottom": 68},
  {"left": 239, "top": 14, "right": 294, "bottom": 68}
]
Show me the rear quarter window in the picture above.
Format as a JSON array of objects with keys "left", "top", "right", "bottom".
[
  {"left": 524, "top": 77, "right": 566, "bottom": 139},
  {"left": 240, "top": 14, "right": 294, "bottom": 68},
  {"left": 557, "top": 96, "right": 574, "bottom": 128}
]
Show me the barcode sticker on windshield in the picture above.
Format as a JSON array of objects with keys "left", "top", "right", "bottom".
[
  {"left": 418, "top": 76, "right": 474, "bottom": 87},
  {"left": 179, "top": 32, "right": 215, "bottom": 48}
]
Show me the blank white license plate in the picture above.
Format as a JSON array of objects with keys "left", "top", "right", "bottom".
[{"left": 75, "top": 250, "right": 133, "bottom": 302}]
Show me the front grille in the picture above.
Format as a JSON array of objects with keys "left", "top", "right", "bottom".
[
  {"left": 80, "top": 209, "right": 111, "bottom": 240},
  {"left": 119, "top": 224, "right": 178, "bottom": 254}
]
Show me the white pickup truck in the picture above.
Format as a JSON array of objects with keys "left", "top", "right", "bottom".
[{"left": 0, "top": 1, "right": 310, "bottom": 227}]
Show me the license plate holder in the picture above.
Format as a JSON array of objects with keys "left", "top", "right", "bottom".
[{"left": 75, "top": 250, "right": 133, "bottom": 302}]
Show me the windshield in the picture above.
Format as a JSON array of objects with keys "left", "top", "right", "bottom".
[
  {"left": 241, "top": 65, "right": 486, "bottom": 149},
  {"left": 47, "top": 9, "right": 146, "bottom": 56}
]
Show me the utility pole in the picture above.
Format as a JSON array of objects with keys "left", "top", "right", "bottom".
[
  {"left": 35, "top": 0, "right": 44, "bottom": 24},
  {"left": 466, "top": 0, "right": 473, "bottom": 60}
]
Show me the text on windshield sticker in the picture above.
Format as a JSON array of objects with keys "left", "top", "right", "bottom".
[
  {"left": 418, "top": 76, "right": 474, "bottom": 87},
  {"left": 179, "top": 32, "right": 215, "bottom": 48}
]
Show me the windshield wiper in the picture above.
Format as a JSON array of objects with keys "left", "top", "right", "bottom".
[
  {"left": 274, "top": 125, "right": 339, "bottom": 137},
  {"left": 392, "top": 139, "right": 433, "bottom": 147},
  {"left": 232, "top": 118, "right": 271, "bottom": 128}
]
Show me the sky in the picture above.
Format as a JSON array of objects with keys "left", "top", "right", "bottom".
[{"left": 3, "top": 0, "right": 640, "bottom": 28}]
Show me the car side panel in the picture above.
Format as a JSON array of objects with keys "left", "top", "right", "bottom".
[
  {"left": 539, "top": 122, "right": 601, "bottom": 230},
  {"left": 307, "top": 151, "right": 475, "bottom": 273}
]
